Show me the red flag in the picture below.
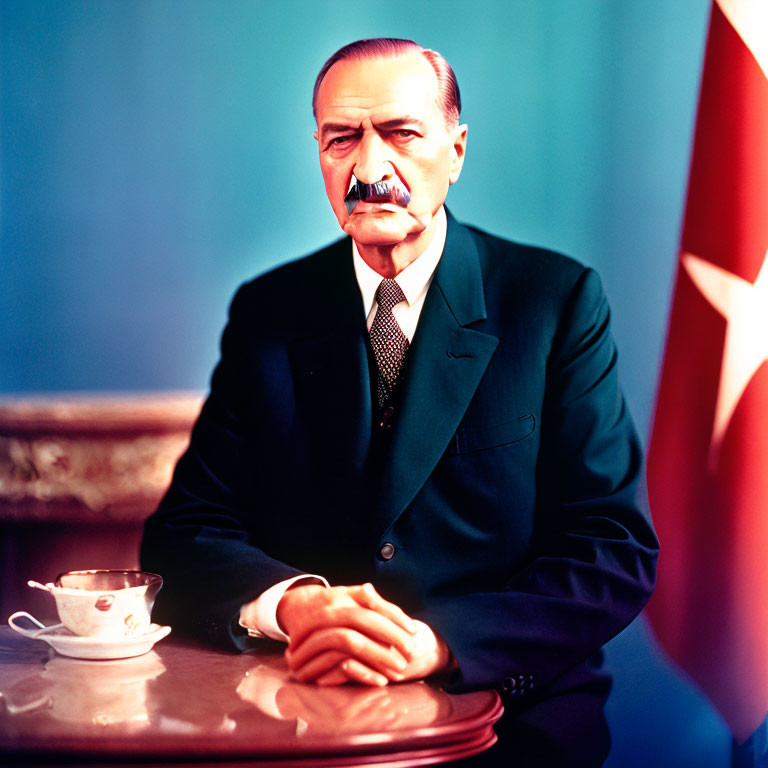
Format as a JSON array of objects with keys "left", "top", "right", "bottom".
[{"left": 647, "top": 0, "right": 768, "bottom": 743}]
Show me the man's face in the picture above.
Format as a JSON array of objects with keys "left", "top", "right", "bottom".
[{"left": 314, "top": 53, "right": 467, "bottom": 248}]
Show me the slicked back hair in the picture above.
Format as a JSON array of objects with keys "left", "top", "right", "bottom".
[{"left": 312, "top": 38, "right": 461, "bottom": 127}]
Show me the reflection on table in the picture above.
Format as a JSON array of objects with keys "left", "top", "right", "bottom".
[{"left": 0, "top": 627, "right": 502, "bottom": 767}]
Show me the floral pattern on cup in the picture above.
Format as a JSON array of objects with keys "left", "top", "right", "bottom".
[{"left": 94, "top": 595, "right": 115, "bottom": 612}]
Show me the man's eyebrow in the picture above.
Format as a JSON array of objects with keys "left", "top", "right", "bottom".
[
  {"left": 373, "top": 117, "right": 426, "bottom": 131},
  {"left": 320, "top": 118, "right": 427, "bottom": 135},
  {"left": 320, "top": 122, "right": 361, "bottom": 134}
]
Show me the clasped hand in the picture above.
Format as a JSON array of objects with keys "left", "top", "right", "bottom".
[{"left": 277, "top": 583, "right": 451, "bottom": 686}]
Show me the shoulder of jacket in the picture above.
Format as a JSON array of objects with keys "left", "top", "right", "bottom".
[
  {"left": 228, "top": 237, "right": 349, "bottom": 312},
  {"left": 461, "top": 222, "right": 594, "bottom": 299}
]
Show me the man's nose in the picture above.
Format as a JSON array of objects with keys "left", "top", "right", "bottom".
[{"left": 353, "top": 132, "right": 393, "bottom": 185}]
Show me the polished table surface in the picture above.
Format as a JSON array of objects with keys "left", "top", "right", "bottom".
[{"left": 0, "top": 626, "right": 502, "bottom": 767}]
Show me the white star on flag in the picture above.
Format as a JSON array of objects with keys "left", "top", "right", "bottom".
[{"left": 682, "top": 249, "right": 768, "bottom": 466}]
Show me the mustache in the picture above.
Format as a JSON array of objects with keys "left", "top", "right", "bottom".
[{"left": 344, "top": 173, "right": 411, "bottom": 214}]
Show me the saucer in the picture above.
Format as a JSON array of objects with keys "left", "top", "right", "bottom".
[{"left": 8, "top": 612, "right": 171, "bottom": 660}]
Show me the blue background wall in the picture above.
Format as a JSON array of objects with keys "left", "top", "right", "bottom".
[{"left": 2, "top": 1, "right": 729, "bottom": 765}]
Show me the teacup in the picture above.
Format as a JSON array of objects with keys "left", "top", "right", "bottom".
[{"left": 48, "top": 570, "right": 163, "bottom": 639}]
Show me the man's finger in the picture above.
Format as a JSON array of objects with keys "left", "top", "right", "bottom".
[
  {"left": 315, "top": 665, "right": 350, "bottom": 686},
  {"left": 351, "top": 583, "right": 418, "bottom": 635},
  {"left": 289, "top": 649, "right": 347, "bottom": 683},
  {"left": 287, "top": 627, "right": 408, "bottom": 677},
  {"left": 317, "top": 603, "right": 416, "bottom": 659},
  {"left": 341, "top": 658, "right": 389, "bottom": 687},
  {"left": 287, "top": 626, "right": 408, "bottom": 672},
  {"left": 278, "top": 584, "right": 416, "bottom": 651}
]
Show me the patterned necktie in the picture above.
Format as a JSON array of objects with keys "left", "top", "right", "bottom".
[{"left": 369, "top": 279, "right": 409, "bottom": 409}]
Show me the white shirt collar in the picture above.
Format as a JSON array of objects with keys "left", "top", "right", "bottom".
[{"left": 352, "top": 206, "right": 447, "bottom": 316}]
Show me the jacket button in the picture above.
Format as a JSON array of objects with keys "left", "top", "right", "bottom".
[{"left": 378, "top": 542, "right": 396, "bottom": 561}]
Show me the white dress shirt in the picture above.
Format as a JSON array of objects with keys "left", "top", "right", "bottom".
[
  {"left": 239, "top": 206, "right": 448, "bottom": 642},
  {"left": 352, "top": 205, "right": 447, "bottom": 341}
]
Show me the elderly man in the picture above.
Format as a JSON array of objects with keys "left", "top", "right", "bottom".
[{"left": 141, "top": 38, "right": 658, "bottom": 766}]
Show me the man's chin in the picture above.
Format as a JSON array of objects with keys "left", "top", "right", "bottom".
[{"left": 342, "top": 211, "right": 422, "bottom": 246}]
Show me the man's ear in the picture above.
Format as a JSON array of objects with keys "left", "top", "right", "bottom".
[{"left": 448, "top": 124, "right": 468, "bottom": 185}]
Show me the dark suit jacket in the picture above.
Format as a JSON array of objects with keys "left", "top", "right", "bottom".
[{"left": 141, "top": 210, "right": 658, "bottom": 712}]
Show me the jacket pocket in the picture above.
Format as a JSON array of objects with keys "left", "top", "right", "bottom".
[{"left": 448, "top": 413, "right": 536, "bottom": 456}]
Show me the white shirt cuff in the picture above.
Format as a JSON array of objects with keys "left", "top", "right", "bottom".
[{"left": 239, "top": 574, "right": 329, "bottom": 643}]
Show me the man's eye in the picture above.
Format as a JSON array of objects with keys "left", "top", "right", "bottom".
[
  {"left": 393, "top": 130, "right": 415, "bottom": 138},
  {"left": 327, "top": 136, "right": 354, "bottom": 148}
]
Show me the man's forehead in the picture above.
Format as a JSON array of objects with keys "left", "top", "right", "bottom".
[
  {"left": 319, "top": 103, "right": 427, "bottom": 132},
  {"left": 315, "top": 53, "right": 440, "bottom": 124}
]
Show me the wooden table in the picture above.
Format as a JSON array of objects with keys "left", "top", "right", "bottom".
[{"left": 0, "top": 626, "right": 502, "bottom": 767}]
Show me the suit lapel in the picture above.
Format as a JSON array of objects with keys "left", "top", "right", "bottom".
[
  {"left": 375, "top": 213, "right": 499, "bottom": 537},
  {"left": 288, "top": 240, "right": 371, "bottom": 482}
]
